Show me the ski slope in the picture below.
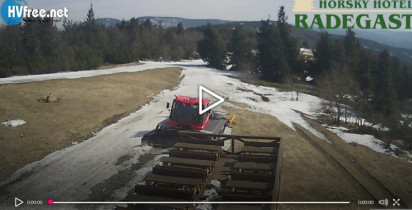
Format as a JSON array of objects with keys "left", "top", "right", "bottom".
[{"left": 0, "top": 60, "right": 407, "bottom": 209}]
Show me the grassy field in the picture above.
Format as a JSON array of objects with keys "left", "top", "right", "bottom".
[
  {"left": 222, "top": 103, "right": 411, "bottom": 209},
  {"left": 223, "top": 105, "right": 370, "bottom": 209},
  {"left": 0, "top": 67, "right": 181, "bottom": 181},
  {"left": 305, "top": 116, "right": 412, "bottom": 208}
]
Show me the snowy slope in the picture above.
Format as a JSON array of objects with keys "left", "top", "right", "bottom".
[
  {"left": 0, "top": 60, "right": 325, "bottom": 209},
  {"left": 0, "top": 60, "right": 408, "bottom": 209}
]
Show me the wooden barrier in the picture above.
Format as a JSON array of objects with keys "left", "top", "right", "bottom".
[
  {"left": 241, "top": 146, "right": 278, "bottom": 156},
  {"left": 170, "top": 149, "right": 218, "bottom": 161},
  {"left": 153, "top": 165, "right": 207, "bottom": 180},
  {"left": 226, "top": 180, "right": 273, "bottom": 192},
  {"left": 233, "top": 162, "right": 275, "bottom": 174},
  {"left": 135, "top": 185, "right": 195, "bottom": 200},
  {"left": 237, "top": 155, "right": 277, "bottom": 164},
  {"left": 230, "top": 172, "right": 275, "bottom": 182},
  {"left": 161, "top": 157, "right": 215, "bottom": 173}
]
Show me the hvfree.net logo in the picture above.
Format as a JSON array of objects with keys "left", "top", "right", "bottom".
[{"left": 1, "top": 0, "right": 68, "bottom": 26}]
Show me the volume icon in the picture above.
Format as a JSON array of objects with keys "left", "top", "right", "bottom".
[{"left": 378, "top": 198, "right": 388, "bottom": 206}]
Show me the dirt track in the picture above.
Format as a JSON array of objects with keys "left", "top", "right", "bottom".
[{"left": 0, "top": 67, "right": 181, "bottom": 181}]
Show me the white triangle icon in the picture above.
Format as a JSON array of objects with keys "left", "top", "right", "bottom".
[
  {"left": 15, "top": 197, "right": 23, "bottom": 207},
  {"left": 199, "top": 85, "right": 225, "bottom": 114}
]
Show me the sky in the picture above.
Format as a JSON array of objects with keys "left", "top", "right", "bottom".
[{"left": 3, "top": 0, "right": 294, "bottom": 23}]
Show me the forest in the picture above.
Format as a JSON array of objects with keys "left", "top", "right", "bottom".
[{"left": 0, "top": 5, "right": 411, "bottom": 147}]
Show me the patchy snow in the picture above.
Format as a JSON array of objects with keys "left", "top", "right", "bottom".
[
  {"left": 402, "top": 114, "right": 412, "bottom": 119},
  {"left": 196, "top": 179, "right": 221, "bottom": 210},
  {"left": 196, "top": 189, "right": 217, "bottom": 210},
  {"left": 209, "top": 179, "right": 221, "bottom": 191},
  {"left": 2, "top": 119, "right": 26, "bottom": 127},
  {"left": 1, "top": 59, "right": 398, "bottom": 209},
  {"left": 0, "top": 61, "right": 177, "bottom": 85},
  {"left": 195, "top": 203, "right": 213, "bottom": 210},
  {"left": 0, "top": 84, "right": 176, "bottom": 207},
  {"left": 201, "top": 188, "right": 218, "bottom": 201},
  {"left": 327, "top": 126, "right": 387, "bottom": 153},
  {"left": 220, "top": 83, "right": 328, "bottom": 141},
  {"left": 327, "top": 126, "right": 412, "bottom": 163},
  {"left": 334, "top": 114, "right": 390, "bottom": 132}
]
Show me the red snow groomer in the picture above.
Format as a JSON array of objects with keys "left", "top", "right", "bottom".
[
  {"left": 168, "top": 95, "right": 211, "bottom": 130},
  {"left": 142, "top": 95, "right": 228, "bottom": 147}
]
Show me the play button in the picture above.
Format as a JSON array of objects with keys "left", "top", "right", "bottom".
[
  {"left": 15, "top": 197, "right": 23, "bottom": 207},
  {"left": 198, "top": 85, "right": 225, "bottom": 114}
]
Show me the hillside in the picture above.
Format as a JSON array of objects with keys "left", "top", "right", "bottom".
[
  {"left": 137, "top": 16, "right": 232, "bottom": 28},
  {"left": 326, "top": 29, "right": 412, "bottom": 50},
  {"left": 96, "top": 17, "right": 232, "bottom": 28},
  {"left": 96, "top": 18, "right": 121, "bottom": 27},
  {"left": 357, "top": 38, "right": 412, "bottom": 67}
]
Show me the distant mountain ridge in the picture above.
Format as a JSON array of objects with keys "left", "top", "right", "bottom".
[
  {"left": 95, "top": 18, "right": 121, "bottom": 27},
  {"left": 326, "top": 29, "right": 412, "bottom": 51},
  {"left": 137, "top": 16, "right": 232, "bottom": 28},
  {"left": 96, "top": 17, "right": 232, "bottom": 28}
]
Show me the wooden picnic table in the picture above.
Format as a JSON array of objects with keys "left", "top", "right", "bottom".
[
  {"left": 230, "top": 172, "right": 275, "bottom": 182},
  {"left": 237, "top": 154, "right": 277, "bottom": 164},
  {"left": 226, "top": 180, "right": 273, "bottom": 192},
  {"left": 153, "top": 165, "right": 207, "bottom": 180},
  {"left": 233, "top": 162, "right": 275, "bottom": 174},
  {"left": 160, "top": 157, "right": 215, "bottom": 173},
  {"left": 175, "top": 142, "right": 222, "bottom": 157},
  {"left": 241, "top": 146, "right": 278, "bottom": 156},
  {"left": 170, "top": 149, "right": 218, "bottom": 161},
  {"left": 144, "top": 174, "right": 203, "bottom": 194}
]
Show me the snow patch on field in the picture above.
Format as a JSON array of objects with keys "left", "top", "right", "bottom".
[
  {"left": 327, "top": 126, "right": 412, "bottom": 163},
  {"left": 209, "top": 179, "right": 221, "bottom": 191},
  {"left": 196, "top": 180, "right": 221, "bottom": 210},
  {"left": 0, "top": 62, "right": 176, "bottom": 84},
  {"left": 2, "top": 119, "right": 26, "bottom": 127},
  {"left": 327, "top": 126, "right": 387, "bottom": 153},
  {"left": 217, "top": 80, "right": 328, "bottom": 142}
]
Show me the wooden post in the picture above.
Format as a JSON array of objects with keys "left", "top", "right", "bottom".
[{"left": 232, "top": 138, "right": 235, "bottom": 153}]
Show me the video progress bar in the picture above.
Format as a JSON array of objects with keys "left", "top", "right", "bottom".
[{"left": 51, "top": 201, "right": 350, "bottom": 205}]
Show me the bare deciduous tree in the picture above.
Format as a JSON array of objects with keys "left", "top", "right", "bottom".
[{"left": 317, "top": 64, "right": 360, "bottom": 125}]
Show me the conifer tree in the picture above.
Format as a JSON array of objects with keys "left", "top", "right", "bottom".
[
  {"left": 197, "top": 24, "right": 227, "bottom": 70},
  {"left": 229, "top": 25, "right": 250, "bottom": 71},
  {"left": 257, "top": 20, "right": 287, "bottom": 82},
  {"left": 313, "top": 31, "right": 333, "bottom": 76},
  {"left": 86, "top": 3, "right": 96, "bottom": 24}
]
